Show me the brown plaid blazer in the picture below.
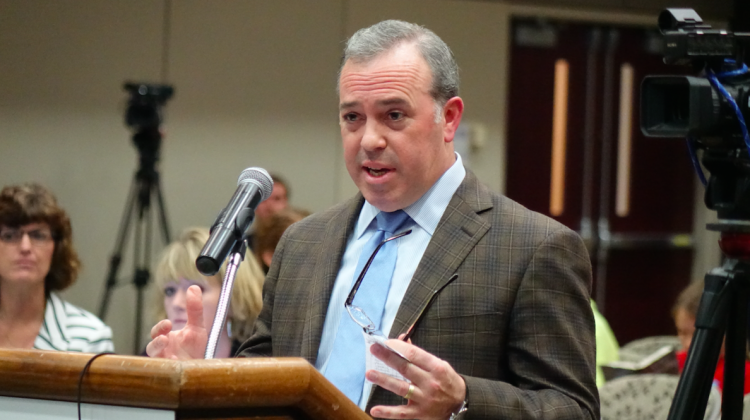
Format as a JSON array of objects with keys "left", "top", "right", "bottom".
[{"left": 238, "top": 170, "right": 600, "bottom": 419}]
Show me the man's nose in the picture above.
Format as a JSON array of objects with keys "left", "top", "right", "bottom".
[{"left": 361, "top": 120, "right": 386, "bottom": 151}]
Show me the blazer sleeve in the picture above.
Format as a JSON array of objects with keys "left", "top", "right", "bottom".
[
  {"left": 462, "top": 228, "right": 599, "bottom": 420},
  {"left": 234, "top": 230, "right": 288, "bottom": 358}
]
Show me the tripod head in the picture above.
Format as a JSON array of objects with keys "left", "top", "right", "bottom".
[{"left": 123, "top": 82, "right": 174, "bottom": 175}]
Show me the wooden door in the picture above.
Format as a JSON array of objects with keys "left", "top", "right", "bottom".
[{"left": 506, "top": 19, "right": 695, "bottom": 345}]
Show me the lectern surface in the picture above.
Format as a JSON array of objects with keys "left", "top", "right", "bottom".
[{"left": 0, "top": 349, "right": 371, "bottom": 420}]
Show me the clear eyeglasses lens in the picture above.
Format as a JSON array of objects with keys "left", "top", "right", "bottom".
[
  {"left": 0, "top": 229, "right": 53, "bottom": 245},
  {"left": 346, "top": 304, "right": 376, "bottom": 332}
]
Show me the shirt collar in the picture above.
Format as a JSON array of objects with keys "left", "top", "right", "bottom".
[
  {"left": 356, "top": 152, "right": 466, "bottom": 239},
  {"left": 44, "top": 292, "right": 70, "bottom": 348}
]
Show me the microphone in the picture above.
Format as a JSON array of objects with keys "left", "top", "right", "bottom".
[{"left": 196, "top": 167, "right": 274, "bottom": 276}]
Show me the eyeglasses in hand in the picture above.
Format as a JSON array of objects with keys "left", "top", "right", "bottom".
[{"left": 345, "top": 229, "right": 412, "bottom": 360}]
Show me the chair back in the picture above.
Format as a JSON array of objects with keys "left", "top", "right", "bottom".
[{"left": 599, "top": 373, "right": 721, "bottom": 420}]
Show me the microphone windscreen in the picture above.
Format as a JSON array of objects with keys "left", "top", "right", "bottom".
[{"left": 238, "top": 167, "right": 274, "bottom": 202}]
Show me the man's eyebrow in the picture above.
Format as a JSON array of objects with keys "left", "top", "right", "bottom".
[
  {"left": 377, "top": 98, "right": 408, "bottom": 107},
  {"left": 339, "top": 101, "right": 358, "bottom": 111},
  {"left": 339, "top": 98, "right": 408, "bottom": 111}
]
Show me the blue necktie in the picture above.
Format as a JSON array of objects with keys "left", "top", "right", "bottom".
[{"left": 324, "top": 210, "right": 410, "bottom": 404}]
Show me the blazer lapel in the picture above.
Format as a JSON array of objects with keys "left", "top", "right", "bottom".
[
  {"left": 366, "top": 171, "right": 494, "bottom": 406},
  {"left": 300, "top": 194, "right": 364, "bottom": 362},
  {"left": 390, "top": 171, "right": 493, "bottom": 338}
]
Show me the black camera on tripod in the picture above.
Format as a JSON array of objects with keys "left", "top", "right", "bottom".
[
  {"left": 123, "top": 82, "right": 174, "bottom": 130},
  {"left": 123, "top": 82, "right": 174, "bottom": 169},
  {"left": 641, "top": 9, "right": 750, "bottom": 220},
  {"left": 641, "top": 10, "right": 750, "bottom": 420},
  {"left": 99, "top": 82, "right": 176, "bottom": 353}
]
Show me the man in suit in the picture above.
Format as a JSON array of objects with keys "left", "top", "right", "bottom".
[{"left": 148, "top": 20, "right": 599, "bottom": 420}]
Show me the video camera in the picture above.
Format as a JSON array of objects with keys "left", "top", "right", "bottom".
[
  {"left": 122, "top": 82, "right": 174, "bottom": 167},
  {"left": 123, "top": 82, "right": 174, "bottom": 130},
  {"left": 640, "top": 9, "right": 750, "bottom": 220}
]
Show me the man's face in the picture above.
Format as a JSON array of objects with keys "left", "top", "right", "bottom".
[
  {"left": 255, "top": 183, "right": 288, "bottom": 222},
  {"left": 339, "top": 43, "right": 463, "bottom": 212}
]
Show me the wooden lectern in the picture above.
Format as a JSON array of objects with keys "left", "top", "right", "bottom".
[{"left": 0, "top": 348, "right": 372, "bottom": 420}]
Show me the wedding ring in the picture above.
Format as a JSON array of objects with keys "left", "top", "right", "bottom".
[{"left": 404, "top": 384, "right": 415, "bottom": 400}]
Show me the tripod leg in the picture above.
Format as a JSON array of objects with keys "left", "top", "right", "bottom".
[
  {"left": 101, "top": 122, "right": 174, "bottom": 354},
  {"left": 153, "top": 174, "right": 172, "bottom": 244},
  {"left": 98, "top": 179, "right": 139, "bottom": 320},
  {"left": 722, "top": 262, "right": 750, "bottom": 419},
  {"left": 668, "top": 271, "right": 730, "bottom": 420},
  {"left": 131, "top": 174, "right": 172, "bottom": 354},
  {"left": 130, "top": 175, "right": 152, "bottom": 354},
  {"left": 134, "top": 268, "right": 149, "bottom": 354}
]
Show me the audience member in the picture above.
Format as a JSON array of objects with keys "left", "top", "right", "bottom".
[
  {"left": 152, "top": 227, "right": 264, "bottom": 357},
  {"left": 672, "top": 279, "right": 750, "bottom": 394},
  {"left": 247, "top": 173, "right": 290, "bottom": 252},
  {"left": 255, "top": 173, "right": 289, "bottom": 224},
  {"left": 253, "top": 207, "right": 311, "bottom": 272},
  {"left": 592, "top": 300, "right": 619, "bottom": 386},
  {"left": 0, "top": 183, "right": 113, "bottom": 352}
]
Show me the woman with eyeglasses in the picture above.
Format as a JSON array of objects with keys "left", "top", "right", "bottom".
[
  {"left": 151, "top": 227, "right": 264, "bottom": 358},
  {"left": 0, "top": 183, "right": 113, "bottom": 352}
]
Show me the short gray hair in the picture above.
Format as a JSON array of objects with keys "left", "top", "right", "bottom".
[{"left": 339, "top": 20, "right": 459, "bottom": 106}]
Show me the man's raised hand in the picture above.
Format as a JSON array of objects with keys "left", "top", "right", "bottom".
[{"left": 146, "top": 285, "right": 208, "bottom": 360}]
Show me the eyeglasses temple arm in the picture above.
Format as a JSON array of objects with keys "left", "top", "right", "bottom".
[
  {"left": 402, "top": 273, "right": 459, "bottom": 342},
  {"left": 344, "top": 229, "right": 412, "bottom": 306}
]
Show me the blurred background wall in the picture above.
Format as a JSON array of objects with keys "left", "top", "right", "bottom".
[{"left": 0, "top": 0, "right": 732, "bottom": 354}]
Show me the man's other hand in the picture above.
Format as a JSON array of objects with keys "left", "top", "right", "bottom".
[
  {"left": 366, "top": 338, "right": 466, "bottom": 420},
  {"left": 146, "top": 285, "right": 208, "bottom": 360}
]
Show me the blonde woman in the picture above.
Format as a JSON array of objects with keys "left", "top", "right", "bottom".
[{"left": 152, "top": 227, "right": 264, "bottom": 357}]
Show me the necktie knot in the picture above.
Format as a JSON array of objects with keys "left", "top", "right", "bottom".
[{"left": 376, "top": 210, "right": 410, "bottom": 235}]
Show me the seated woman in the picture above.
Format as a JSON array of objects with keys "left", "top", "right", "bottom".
[
  {"left": 673, "top": 279, "right": 750, "bottom": 394},
  {"left": 152, "top": 227, "right": 264, "bottom": 357},
  {"left": 0, "top": 183, "right": 113, "bottom": 352}
]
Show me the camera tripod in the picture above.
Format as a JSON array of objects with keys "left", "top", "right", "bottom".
[
  {"left": 667, "top": 222, "right": 750, "bottom": 420},
  {"left": 98, "top": 126, "right": 171, "bottom": 354}
]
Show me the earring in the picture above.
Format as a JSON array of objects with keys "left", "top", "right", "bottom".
[{"left": 226, "top": 319, "right": 233, "bottom": 338}]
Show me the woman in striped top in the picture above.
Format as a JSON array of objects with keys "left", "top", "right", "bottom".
[{"left": 0, "top": 183, "right": 113, "bottom": 353}]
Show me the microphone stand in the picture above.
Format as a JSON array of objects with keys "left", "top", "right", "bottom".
[{"left": 204, "top": 238, "right": 247, "bottom": 359}]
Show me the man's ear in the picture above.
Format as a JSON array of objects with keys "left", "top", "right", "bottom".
[{"left": 442, "top": 96, "right": 464, "bottom": 143}]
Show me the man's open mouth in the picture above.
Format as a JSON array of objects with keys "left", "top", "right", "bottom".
[{"left": 366, "top": 167, "right": 390, "bottom": 177}]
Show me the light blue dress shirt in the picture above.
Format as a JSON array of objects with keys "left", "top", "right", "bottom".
[{"left": 316, "top": 153, "right": 466, "bottom": 409}]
